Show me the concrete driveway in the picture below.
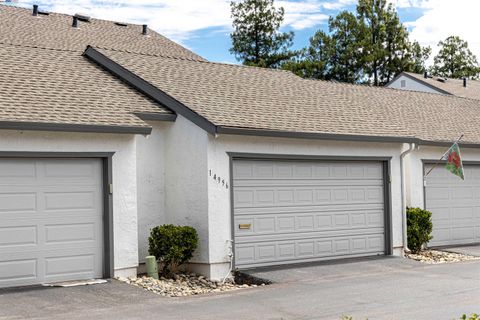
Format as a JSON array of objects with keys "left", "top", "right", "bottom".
[
  {"left": 440, "top": 244, "right": 480, "bottom": 257},
  {"left": 1, "top": 257, "right": 479, "bottom": 320}
]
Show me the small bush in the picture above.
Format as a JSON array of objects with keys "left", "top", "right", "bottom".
[
  {"left": 459, "top": 314, "right": 480, "bottom": 320},
  {"left": 407, "top": 207, "right": 433, "bottom": 253},
  {"left": 148, "top": 224, "right": 198, "bottom": 274}
]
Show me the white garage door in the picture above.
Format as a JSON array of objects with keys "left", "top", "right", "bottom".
[
  {"left": 0, "top": 158, "right": 104, "bottom": 288},
  {"left": 425, "top": 163, "right": 480, "bottom": 247},
  {"left": 233, "top": 159, "right": 386, "bottom": 268}
]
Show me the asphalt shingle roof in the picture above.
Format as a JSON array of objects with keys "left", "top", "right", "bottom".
[
  {"left": 0, "top": 4, "right": 205, "bottom": 60},
  {"left": 0, "top": 4, "right": 177, "bottom": 133},
  {"left": 403, "top": 72, "right": 480, "bottom": 101},
  {"left": 97, "top": 48, "right": 480, "bottom": 145},
  {"left": 0, "top": 42, "right": 171, "bottom": 132}
]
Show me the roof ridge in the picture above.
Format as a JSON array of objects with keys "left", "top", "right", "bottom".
[
  {"left": 0, "top": 3, "right": 144, "bottom": 26},
  {"left": 0, "top": 40, "right": 80, "bottom": 53},
  {"left": 0, "top": 41, "right": 203, "bottom": 60},
  {"left": 95, "top": 46, "right": 297, "bottom": 74},
  {"left": 0, "top": 3, "right": 205, "bottom": 61},
  {"left": 92, "top": 46, "right": 205, "bottom": 62}
]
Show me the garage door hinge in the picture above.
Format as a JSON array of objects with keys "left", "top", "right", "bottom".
[{"left": 109, "top": 184, "right": 113, "bottom": 194}]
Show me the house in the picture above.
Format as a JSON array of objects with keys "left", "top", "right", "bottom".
[
  {"left": 1, "top": 4, "right": 479, "bottom": 289},
  {"left": 387, "top": 71, "right": 480, "bottom": 100}
]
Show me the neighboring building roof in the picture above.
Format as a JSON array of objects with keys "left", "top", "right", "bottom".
[
  {"left": 0, "top": 4, "right": 205, "bottom": 60},
  {"left": 0, "top": 42, "right": 173, "bottom": 134},
  {"left": 392, "top": 72, "right": 480, "bottom": 100},
  {"left": 88, "top": 47, "right": 480, "bottom": 146}
]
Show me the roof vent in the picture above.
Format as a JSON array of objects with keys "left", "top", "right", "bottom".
[
  {"left": 72, "top": 16, "right": 78, "bottom": 28},
  {"left": 38, "top": 10, "right": 49, "bottom": 15},
  {"left": 437, "top": 77, "right": 447, "bottom": 83},
  {"left": 114, "top": 22, "right": 128, "bottom": 27},
  {"left": 32, "top": 4, "right": 38, "bottom": 16},
  {"left": 423, "top": 71, "right": 428, "bottom": 78},
  {"left": 464, "top": 77, "right": 467, "bottom": 87},
  {"left": 142, "top": 24, "right": 148, "bottom": 35},
  {"left": 74, "top": 13, "right": 91, "bottom": 22}
]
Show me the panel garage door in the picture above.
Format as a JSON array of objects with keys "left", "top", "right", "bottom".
[
  {"left": 425, "top": 163, "right": 480, "bottom": 247},
  {"left": 233, "top": 159, "right": 386, "bottom": 268},
  {"left": 0, "top": 158, "right": 104, "bottom": 288}
]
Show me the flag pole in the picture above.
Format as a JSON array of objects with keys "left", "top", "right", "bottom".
[{"left": 423, "top": 134, "right": 464, "bottom": 179}]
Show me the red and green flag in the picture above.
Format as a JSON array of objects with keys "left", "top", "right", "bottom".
[{"left": 443, "top": 142, "right": 464, "bottom": 180}]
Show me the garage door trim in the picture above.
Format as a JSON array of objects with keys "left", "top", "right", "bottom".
[
  {"left": 228, "top": 152, "right": 393, "bottom": 269},
  {"left": 0, "top": 151, "right": 114, "bottom": 279}
]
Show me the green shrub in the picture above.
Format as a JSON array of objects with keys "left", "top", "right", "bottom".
[
  {"left": 459, "top": 314, "right": 480, "bottom": 320},
  {"left": 148, "top": 224, "right": 198, "bottom": 274},
  {"left": 407, "top": 207, "right": 433, "bottom": 253}
]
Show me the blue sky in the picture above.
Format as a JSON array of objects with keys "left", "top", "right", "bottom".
[{"left": 6, "top": 0, "right": 480, "bottom": 64}]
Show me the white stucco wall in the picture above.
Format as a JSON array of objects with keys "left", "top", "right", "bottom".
[
  {"left": 0, "top": 130, "right": 139, "bottom": 276},
  {"left": 164, "top": 116, "right": 210, "bottom": 263},
  {"left": 406, "top": 145, "right": 480, "bottom": 209},
  {"left": 387, "top": 75, "right": 443, "bottom": 94},
  {"left": 206, "top": 134, "right": 406, "bottom": 279},
  {"left": 136, "top": 121, "right": 169, "bottom": 263}
]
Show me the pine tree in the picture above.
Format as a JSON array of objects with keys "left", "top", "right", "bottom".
[
  {"left": 230, "top": 0, "right": 296, "bottom": 68},
  {"left": 282, "top": 0, "right": 430, "bottom": 85},
  {"left": 328, "top": 11, "right": 364, "bottom": 83},
  {"left": 282, "top": 31, "right": 332, "bottom": 79},
  {"left": 404, "top": 41, "right": 432, "bottom": 74}
]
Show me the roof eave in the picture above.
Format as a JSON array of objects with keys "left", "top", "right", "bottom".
[
  {"left": 417, "top": 139, "right": 480, "bottom": 148},
  {"left": 0, "top": 121, "right": 152, "bottom": 135},
  {"left": 216, "top": 126, "right": 417, "bottom": 144},
  {"left": 134, "top": 112, "right": 177, "bottom": 122}
]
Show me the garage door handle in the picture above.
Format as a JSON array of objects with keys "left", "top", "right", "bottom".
[{"left": 239, "top": 224, "right": 251, "bottom": 229}]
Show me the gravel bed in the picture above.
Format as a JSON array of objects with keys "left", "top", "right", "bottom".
[
  {"left": 406, "top": 249, "right": 480, "bottom": 264},
  {"left": 116, "top": 273, "right": 267, "bottom": 297}
]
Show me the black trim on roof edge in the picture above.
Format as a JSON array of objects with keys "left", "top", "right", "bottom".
[
  {"left": 0, "top": 121, "right": 152, "bottom": 134},
  {"left": 416, "top": 139, "right": 480, "bottom": 148},
  {"left": 386, "top": 72, "right": 452, "bottom": 95},
  {"left": 216, "top": 126, "right": 417, "bottom": 144},
  {"left": 134, "top": 112, "right": 177, "bottom": 122},
  {"left": 83, "top": 46, "right": 216, "bottom": 134}
]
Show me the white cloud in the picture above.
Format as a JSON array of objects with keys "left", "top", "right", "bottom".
[
  {"left": 403, "top": 0, "right": 480, "bottom": 65},
  {"left": 389, "top": 0, "right": 431, "bottom": 8},
  {"left": 278, "top": 1, "right": 330, "bottom": 29},
  {"left": 16, "top": 0, "right": 349, "bottom": 42},
  {"left": 321, "top": 0, "right": 357, "bottom": 10}
]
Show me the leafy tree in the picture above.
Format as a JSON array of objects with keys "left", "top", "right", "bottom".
[
  {"left": 432, "top": 36, "right": 479, "bottom": 79},
  {"left": 230, "top": 0, "right": 296, "bottom": 68}
]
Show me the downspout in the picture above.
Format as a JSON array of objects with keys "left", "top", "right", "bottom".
[{"left": 400, "top": 143, "right": 416, "bottom": 254}]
